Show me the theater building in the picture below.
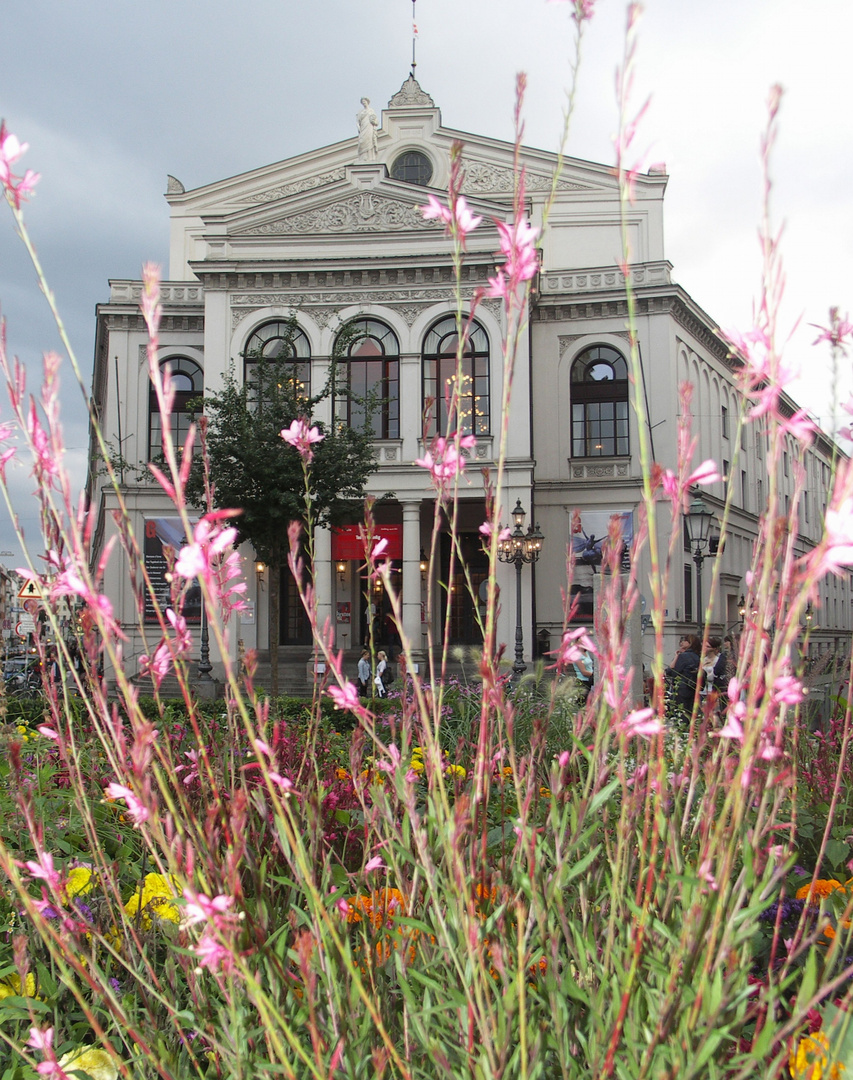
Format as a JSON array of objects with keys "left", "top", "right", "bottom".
[{"left": 88, "top": 76, "right": 849, "bottom": 694}]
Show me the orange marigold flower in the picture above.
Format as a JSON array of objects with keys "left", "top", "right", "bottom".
[
  {"left": 335, "top": 767, "right": 350, "bottom": 781},
  {"left": 796, "top": 879, "right": 845, "bottom": 902},
  {"left": 346, "top": 887, "right": 407, "bottom": 928},
  {"left": 789, "top": 1029, "right": 844, "bottom": 1079}
]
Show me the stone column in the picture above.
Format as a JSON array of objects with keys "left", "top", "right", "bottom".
[
  {"left": 314, "top": 524, "right": 333, "bottom": 648},
  {"left": 401, "top": 501, "right": 424, "bottom": 665}
]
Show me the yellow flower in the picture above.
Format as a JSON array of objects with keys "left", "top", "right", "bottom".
[
  {"left": 124, "top": 872, "right": 180, "bottom": 927},
  {"left": 789, "top": 1030, "right": 844, "bottom": 1079},
  {"left": 445, "top": 764, "right": 466, "bottom": 780},
  {"left": 0, "top": 973, "right": 37, "bottom": 999},
  {"left": 539, "top": 786, "right": 551, "bottom": 798},
  {"left": 58, "top": 1047, "right": 119, "bottom": 1080},
  {"left": 67, "top": 867, "right": 94, "bottom": 898},
  {"left": 335, "top": 767, "right": 350, "bottom": 781},
  {"left": 409, "top": 757, "right": 425, "bottom": 773},
  {"left": 796, "top": 880, "right": 845, "bottom": 902}
]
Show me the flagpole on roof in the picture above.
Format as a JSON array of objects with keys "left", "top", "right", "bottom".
[{"left": 411, "top": 0, "right": 418, "bottom": 78}]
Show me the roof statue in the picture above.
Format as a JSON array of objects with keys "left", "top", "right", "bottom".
[
  {"left": 356, "top": 97, "right": 379, "bottom": 161},
  {"left": 387, "top": 75, "right": 435, "bottom": 109}
]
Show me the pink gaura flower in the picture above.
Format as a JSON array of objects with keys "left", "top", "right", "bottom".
[
  {"left": 192, "top": 928, "right": 237, "bottom": 975},
  {"left": 421, "top": 194, "right": 482, "bottom": 247},
  {"left": 488, "top": 218, "right": 540, "bottom": 297},
  {"left": 281, "top": 418, "right": 324, "bottom": 462},
  {"left": 182, "top": 887, "right": 235, "bottom": 929},
  {"left": 818, "top": 497, "right": 853, "bottom": 574},
  {"left": 685, "top": 460, "right": 722, "bottom": 487},
  {"left": 478, "top": 521, "right": 511, "bottom": 541},
  {"left": 327, "top": 681, "right": 360, "bottom": 711},
  {"left": 365, "top": 856, "right": 385, "bottom": 872},
  {"left": 772, "top": 675, "right": 805, "bottom": 707},
  {"left": 619, "top": 708, "right": 663, "bottom": 739},
  {"left": 104, "top": 783, "right": 150, "bottom": 826},
  {"left": 812, "top": 308, "right": 853, "bottom": 352},
  {"left": 548, "top": 0, "right": 597, "bottom": 22},
  {"left": 415, "top": 434, "right": 476, "bottom": 494},
  {"left": 371, "top": 537, "right": 389, "bottom": 560},
  {"left": 557, "top": 627, "right": 595, "bottom": 666},
  {"left": 0, "top": 122, "right": 40, "bottom": 209},
  {"left": 173, "top": 513, "right": 239, "bottom": 583},
  {"left": 24, "top": 851, "right": 61, "bottom": 889}
]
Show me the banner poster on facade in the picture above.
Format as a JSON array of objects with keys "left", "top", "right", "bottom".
[
  {"left": 143, "top": 518, "right": 202, "bottom": 625},
  {"left": 569, "top": 510, "right": 634, "bottom": 623}
]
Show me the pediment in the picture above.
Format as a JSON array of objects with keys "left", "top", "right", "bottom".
[{"left": 211, "top": 179, "right": 506, "bottom": 240}]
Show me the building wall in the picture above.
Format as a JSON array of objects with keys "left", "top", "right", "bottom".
[{"left": 87, "top": 77, "right": 850, "bottom": 690}]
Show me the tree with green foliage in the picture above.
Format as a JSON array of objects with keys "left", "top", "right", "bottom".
[{"left": 187, "top": 320, "right": 377, "bottom": 694}]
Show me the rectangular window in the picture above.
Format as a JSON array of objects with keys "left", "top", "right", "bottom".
[
  {"left": 721, "top": 406, "right": 729, "bottom": 440},
  {"left": 684, "top": 564, "right": 693, "bottom": 623},
  {"left": 572, "top": 400, "right": 629, "bottom": 457},
  {"left": 722, "top": 459, "right": 729, "bottom": 482},
  {"left": 784, "top": 451, "right": 789, "bottom": 477},
  {"left": 339, "top": 358, "right": 400, "bottom": 439},
  {"left": 741, "top": 470, "right": 747, "bottom": 510}
]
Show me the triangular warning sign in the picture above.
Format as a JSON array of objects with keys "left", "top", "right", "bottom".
[{"left": 18, "top": 578, "right": 44, "bottom": 600}]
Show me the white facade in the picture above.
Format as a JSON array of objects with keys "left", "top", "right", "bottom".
[{"left": 87, "top": 77, "right": 850, "bottom": 691}]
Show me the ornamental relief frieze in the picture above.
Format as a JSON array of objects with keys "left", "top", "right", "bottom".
[
  {"left": 236, "top": 170, "right": 347, "bottom": 204},
  {"left": 243, "top": 193, "right": 444, "bottom": 235},
  {"left": 230, "top": 291, "right": 492, "bottom": 332},
  {"left": 461, "top": 162, "right": 587, "bottom": 195}
]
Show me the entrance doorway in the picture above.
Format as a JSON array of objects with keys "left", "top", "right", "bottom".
[{"left": 440, "top": 533, "right": 488, "bottom": 645}]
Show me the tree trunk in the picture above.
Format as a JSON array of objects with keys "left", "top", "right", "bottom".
[{"left": 269, "top": 549, "right": 281, "bottom": 698}]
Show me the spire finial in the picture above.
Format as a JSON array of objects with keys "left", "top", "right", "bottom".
[{"left": 411, "top": 0, "right": 418, "bottom": 78}]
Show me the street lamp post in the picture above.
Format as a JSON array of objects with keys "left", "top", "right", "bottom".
[
  {"left": 497, "top": 499, "right": 544, "bottom": 683},
  {"left": 684, "top": 492, "right": 717, "bottom": 627}
]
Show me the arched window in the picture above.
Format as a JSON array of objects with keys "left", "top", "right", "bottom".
[
  {"left": 422, "top": 316, "right": 490, "bottom": 436},
  {"left": 243, "top": 320, "right": 311, "bottom": 403},
  {"left": 335, "top": 319, "right": 399, "bottom": 439},
  {"left": 148, "top": 357, "right": 203, "bottom": 459},
  {"left": 570, "top": 345, "right": 629, "bottom": 457}
]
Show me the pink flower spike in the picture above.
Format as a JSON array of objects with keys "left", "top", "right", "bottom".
[
  {"left": 25, "top": 852, "right": 60, "bottom": 888},
  {"left": 421, "top": 194, "right": 452, "bottom": 225},
  {"left": 327, "top": 681, "right": 360, "bottom": 711},
  {"left": 281, "top": 418, "right": 324, "bottom": 462},
  {"left": 27, "top": 1027, "right": 53, "bottom": 1053},
  {"left": 182, "top": 887, "right": 235, "bottom": 928},
  {"left": 685, "top": 460, "right": 722, "bottom": 487},
  {"left": 104, "top": 783, "right": 150, "bottom": 826},
  {"left": 620, "top": 708, "right": 663, "bottom": 739},
  {"left": 716, "top": 713, "right": 744, "bottom": 742},
  {"left": 454, "top": 196, "right": 482, "bottom": 236},
  {"left": 371, "top": 537, "right": 389, "bottom": 560}
]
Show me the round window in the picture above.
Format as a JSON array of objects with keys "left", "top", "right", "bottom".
[{"left": 390, "top": 151, "right": 433, "bottom": 186}]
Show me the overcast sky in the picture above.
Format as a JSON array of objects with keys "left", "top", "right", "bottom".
[{"left": 0, "top": 0, "right": 850, "bottom": 569}]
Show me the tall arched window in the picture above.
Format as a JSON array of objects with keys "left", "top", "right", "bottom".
[
  {"left": 335, "top": 319, "right": 399, "bottom": 439},
  {"left": 422, "top": 316, "right": 490, "bottom": 436},
  {"left": 243, "top": 320, "right": 311, "bottom": 403},
  {"left": 570, "top": 345, "right": 629, "bottom": 457},
  {"left": 148, "top": 357, "right": 203, "bottom": 459}
]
